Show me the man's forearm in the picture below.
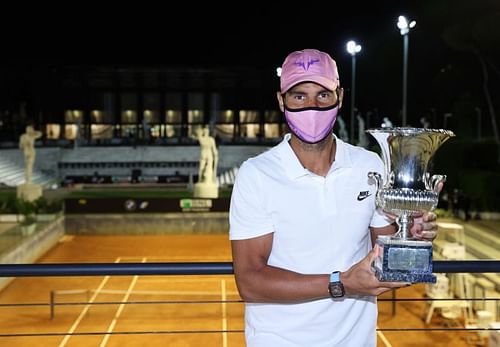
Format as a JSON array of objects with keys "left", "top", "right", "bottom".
[{"left": 235, "top": 264, "right": 329, "bottom": 303}]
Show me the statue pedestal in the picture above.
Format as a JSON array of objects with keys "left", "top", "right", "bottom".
[
  {"left": 193, "top": 182, "right": 219, "bottom": 199},
  {"left": 17, "top": 183, "right": 43, "bottom": 202}
]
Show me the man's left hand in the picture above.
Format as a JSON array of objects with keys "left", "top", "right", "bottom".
[{"left": 410, "top": 211, "right": 438, "bottom": 240}]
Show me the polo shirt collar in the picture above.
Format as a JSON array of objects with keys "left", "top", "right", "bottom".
[{"left": 277, "top": 133, "right": 353, "bottom": 180}]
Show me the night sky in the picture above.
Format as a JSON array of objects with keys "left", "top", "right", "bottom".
[{"left": 2, "top": 0, "right": 499, "bottom": 130}]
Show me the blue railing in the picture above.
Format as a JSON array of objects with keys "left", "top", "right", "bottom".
[{"left": 0, "top": 260, "right": 498, "bottom": 277}]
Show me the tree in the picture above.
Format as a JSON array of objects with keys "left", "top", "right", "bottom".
[{"left": 427, "top": 0, "right": 499, "bottom": 148}]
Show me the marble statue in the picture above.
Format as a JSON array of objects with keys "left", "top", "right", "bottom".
[
  {"left": 17, "top": 125, "right": 43, "bottom": 201},
  {"left": 381, "top": 117, "right": 393, "bottom": 128},
  {"left": 193, "top": 126, "right": 219, "bottom": 198},
  {"left": 336, "top": 115, "right": 349, "bottom": 142},
  {"left": 357, "top": 115, "right": 369, "bottom": 148},
  {"left": 19, "top": 125, "right": 42, "bottom": 184}
]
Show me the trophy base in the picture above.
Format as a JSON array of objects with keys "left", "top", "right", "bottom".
[{"left": 373, "top": 236, "right": 436, "bottom": 283}]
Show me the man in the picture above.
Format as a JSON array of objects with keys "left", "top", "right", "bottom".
[{"left": 229, "top": 49, "right": 438, "bottom": 346}]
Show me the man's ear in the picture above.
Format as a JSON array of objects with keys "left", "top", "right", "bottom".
[{"left": 276, "top": 91, "right": 285, "bottom": 112}]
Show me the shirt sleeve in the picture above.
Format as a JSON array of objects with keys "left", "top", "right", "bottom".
[
  {"left": 370, "top": 207, "right": 393, "bottom": 228},
  {"left": 368, "top": 152, "right": 394, "bottom": 228},
  {"left": 229, "top": 160, "right": 274, "bottom": 240}
]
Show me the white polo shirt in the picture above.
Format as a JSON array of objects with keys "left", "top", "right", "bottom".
[{"left": 229, "top": 134, "right": 391, "bottom": 347}]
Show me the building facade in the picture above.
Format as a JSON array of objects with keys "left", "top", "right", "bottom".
[{"left": 0, "top": 63, "right": 288, "bottom": 146}]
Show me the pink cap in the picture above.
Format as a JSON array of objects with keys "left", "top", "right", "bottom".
[{"left": 280, "top": 49, "right": 340, "bottom": 93}]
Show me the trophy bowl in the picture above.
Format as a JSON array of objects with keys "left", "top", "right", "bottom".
[{"left": 367, "top": 127, "right": 455, "bottom": 283}]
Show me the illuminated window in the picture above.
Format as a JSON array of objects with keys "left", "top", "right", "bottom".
[
  {"left": 188, "top": 93, "right": 204, "bottom": 123},
  {"left": 45, "top": 124, "right": 60, "bottom": 139},
  {"left": 165, "top": 110, "right": 181, "bottom": 123},
  {"left": 215, "top": 124, "right": 234, "bottom": 140},
  {"left": 264, "top": 124, "right": 281, "bottom": 138},
  {"left": 165, "top": 125, "right": 181, "bottom": 137},
  {"left": 217, "top": 110, "right": 234, "bottom": 123},
  {"left": 91, "top": 125, "right": 113, "bottom": 139},
  {"left": 121, "top": 93, "right": 137, "bottom": 123},
  {"left": 240, "top": 124, "right": 260, "bottom": 138},
  {"left": 143, "top": 93, "right": 160, "bottom": 123},
  {"left": 64, "top": 110, "right": 83, "bottom": 123},
  {"left": 239, "top": 110, "right": 259, "bottom": 123},
  {"left": 188, "top": 109, "right": 203, "bottom": 123},
  {"left": 90, "top": 92, "right": 114, "bottom": 123},
  {"left": 165, "top": 93, "right": 182, "bottom": 123}
]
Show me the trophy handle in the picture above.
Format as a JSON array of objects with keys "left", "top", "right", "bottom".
[
  {"left": 368, "top": 172, "right": 382, "bottom": 190},
  {"left": 431, "top": 174, "right": 447, "bottom": 193}
]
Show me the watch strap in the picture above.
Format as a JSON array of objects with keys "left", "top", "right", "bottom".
[{"left": 328, "top": 271, "right": 345, "bottom": 298}]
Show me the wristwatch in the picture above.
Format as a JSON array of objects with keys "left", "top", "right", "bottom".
[{"left": 328, "top": 271, "right": 345, "bottom": 298}]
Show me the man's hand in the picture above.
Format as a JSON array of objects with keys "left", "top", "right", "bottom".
[
  {"left": 410, "top": 211, "right": 438, "bottom": 240},
  {"left": 341, "top": 245, "right": 410, "bottom": 296}
]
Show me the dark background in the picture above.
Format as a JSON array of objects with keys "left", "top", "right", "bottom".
[
  {"left": 1, "top": 0, "right": 499, "bottom": 132},
  {"left": 0, "top": 0, "right": 499, "bottom": 211}
]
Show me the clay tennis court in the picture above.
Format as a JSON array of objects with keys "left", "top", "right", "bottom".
[{"left": 0, "top": 233, "right": 477, "bottom": 346}]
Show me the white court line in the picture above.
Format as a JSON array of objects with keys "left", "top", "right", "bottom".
[
  {"left": 53, "top": 289, "right": 241, "bottom": 299},
  {"left": 57, "top": 257, "right": 122, "bottom": 347},
  {"left": 57, "top": 256, "right": 239, "bottom": 347},
  {"left": 221, "top": 279, "right": 227, "bottom": 347},
  {"left": 377, "top": 327, "right": 393, "bottom": 347},
  {"left": 99, "top": 257, "right": 146, "bottom": 347},
  {"left": 140, "top": 278, "right": 235, "bottom": 283},
  {"left": 102, "top": 289, "right": 240, "bottom": 296}
]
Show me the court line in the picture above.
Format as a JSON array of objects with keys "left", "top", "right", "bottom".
[
  {"left": 57, "top": 255, "right": 240, "bottom": 346},
  {"left": 100, "top": 257, "right": 146, "bottom": 347},
  {"left": 140, "top": 278, "right": 235, "bottom": 283},
  {"left": 58, "top": 257, "right": 122, "bottom": 347},
  {"left": 221, "top": 279, "right": 227, "bottom": 347},
  {"left": 66, "top": 289, "right": 240, "bottom": 296},
  {"left": 377, "top": 327, "right": 393, "bottom": 347}
]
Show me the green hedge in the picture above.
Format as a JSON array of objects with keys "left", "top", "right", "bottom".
[{"left": 0, "top": 195, "right": 64, "bottom": 215}]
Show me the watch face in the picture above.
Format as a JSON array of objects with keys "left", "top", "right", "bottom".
[{"left": 329, "top": 283, "right": 345, "bottom": 298}]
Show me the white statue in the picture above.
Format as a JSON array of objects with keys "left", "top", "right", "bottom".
[
  {"left": 420, "top": 117, "right": 430, "bottom": 129},
  {"left": 381, "top": 117, "right": 393, "bottom": 128},
  {"left": 17, "top": 125, "right": 43, "bottom": 201},
  {"left": 193, "top": 126, "right": 219, "bottom": 198},
  {"left": 19, "top": 125, "right": 42, "bottom": 184},
  {"left": 356, "top": 115, "right": 369, "bottom": 148},
  {"left": 336, "top": 115, "right": 349, "bottom": 142},
  {"left": 196, "top": 127, "right": 218, "bottom": 184}
]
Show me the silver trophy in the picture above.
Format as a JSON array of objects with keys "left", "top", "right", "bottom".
[{"left": 367, "top": 127, "right": 455, "bottom": 283}]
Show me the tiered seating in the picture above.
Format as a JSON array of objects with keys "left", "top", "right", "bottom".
[
  {"left": 217, "top": 166, "right": 239, "bottom": 186},
  {"left": 0, "top": 155, "right": 55, "bottom": 187}
]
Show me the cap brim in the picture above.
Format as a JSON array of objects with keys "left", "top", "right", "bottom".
[{"left": 281, "top": 75, "right": 338, "bottom": 93}]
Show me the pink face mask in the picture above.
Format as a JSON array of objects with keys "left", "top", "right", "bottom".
[{"left": 284, "top": 104, "right": 339, "bottom": 143}]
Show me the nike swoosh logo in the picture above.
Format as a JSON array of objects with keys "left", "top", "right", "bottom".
[{"left": 357, "top": 192, "right": 372, "bottom": 201}]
